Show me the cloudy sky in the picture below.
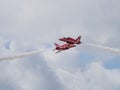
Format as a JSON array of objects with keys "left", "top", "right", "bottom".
[{"left": 0, "top": 0, "right": 120, "bottom": 90}]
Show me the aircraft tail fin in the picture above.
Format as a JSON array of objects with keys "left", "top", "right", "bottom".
[
  {"left": 76, "top": 36, "right": 81, "bottom": 41},
  {"left": 54, "top": 43, "right": 60, "bottom": 48},
  {"left": 75, "top": 36, "right": 81, "bottom": 44},
  {"left": 53, "top": 43, "right": 60, "bottom": 51}
]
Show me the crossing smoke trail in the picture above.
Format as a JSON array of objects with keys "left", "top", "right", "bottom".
[
  {"left": 0, "top": 42, "right": 120, "bottom": 61},
  {"left": 0, "top": 50, "right": 45, "bottom": 61},
  {"left": 83, "top": 42, "right": 120, "bottom": 54}
]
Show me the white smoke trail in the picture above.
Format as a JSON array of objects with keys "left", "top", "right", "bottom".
[
  {"left": 1, "top": 42, "right": 119, "bottom": 61},
  {"left": 0, "top": 50, "right": 45, "bottom": 61},
  {"left": 83, "top": 42, "right": 120, "bottom": 54}
]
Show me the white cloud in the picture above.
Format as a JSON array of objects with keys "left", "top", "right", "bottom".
[
  {"left": 0, "top": 55, "right": 64, "bottom": 90},
  {"left": 0, "top": 0, "right": 120, "bottom": 90},
  {"left": 0, "top": 0, "right": 119, "bottom": 46},
  {"left": 56, "top": 62, "right": 120, "bottom": 90}
]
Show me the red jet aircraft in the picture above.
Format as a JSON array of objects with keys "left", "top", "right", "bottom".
[
  {"left": 53, "top": 43, "right": 76, "bottom": 53},
  {"left": 59, "top": 36, "right": 81, "bottom": 44}
]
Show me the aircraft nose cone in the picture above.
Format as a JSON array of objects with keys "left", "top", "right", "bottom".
[
  {"left": 59, "top": 39, "right": 62, "bottom": 40},
  {"left": 59, "top": 38, "right": 65, "bottom": 41}
]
